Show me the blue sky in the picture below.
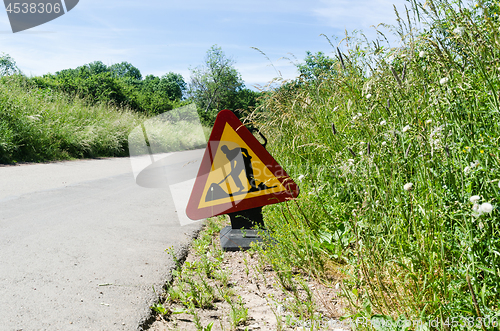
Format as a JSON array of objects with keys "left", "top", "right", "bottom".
[{"left": 0, "top": 0, "right": 410, "bottom": 88}]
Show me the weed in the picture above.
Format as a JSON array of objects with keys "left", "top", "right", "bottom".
[
  {"left": 150, "top": 302, "right": 171, "bottom": 317},
  {"left": 228, "top": 296, "right": 249, "bottom": 328}
]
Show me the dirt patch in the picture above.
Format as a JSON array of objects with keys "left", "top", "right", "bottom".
[{"left": 147, "top": 228, "right": 351, "bottom": 331}]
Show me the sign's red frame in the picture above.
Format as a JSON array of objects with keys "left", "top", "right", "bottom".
[{"left": 186, "top": 109, "right": 299, "bottom": 220}]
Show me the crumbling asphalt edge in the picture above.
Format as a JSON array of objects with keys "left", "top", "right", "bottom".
[{"left": 136, "top": 222, "right": 204, "bottom": 331}]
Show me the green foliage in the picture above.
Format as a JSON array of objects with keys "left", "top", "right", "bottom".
[
  {"left": 137, "top": 73, "right": 187, "bottom": 114},
  {"left": 33, "top": 70, "right": 140, "bottom": 109},
  {"left": 250, "top": 0, "right": 500, "bottom": 327},
  {"left": 296, "top": 51, "right": 338, "bottom": 81},
  {"left": 28, "top": 60, "right": 186, "bottom": 115},
  {"left": 151, "top": 302, "right": 171, "bottom": 316},
  {"left": 0, "top": 75, "right": 143, "bottom": 163},
  {"left": 154, "top": 217, "right": 248, "bottom": 330},
  {"left": 108, "top": 61, "right": 142, "bottom": 80},
  {"left": 0, "top": 53, "right": 21, "bottom": 76},
  {"left": 188, "top": 45, "right": 260, "bottom": 125},
  {"left": 229, "top": 297, "right": 249, "bottom": 328}
]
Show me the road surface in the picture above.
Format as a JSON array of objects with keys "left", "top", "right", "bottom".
[{"left": 0, "top": 150, "right": 204, "bottom": 331}]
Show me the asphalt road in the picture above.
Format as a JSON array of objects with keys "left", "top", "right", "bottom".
[{"left": 0, "top": 150, "right": 205, "bottom": 331}]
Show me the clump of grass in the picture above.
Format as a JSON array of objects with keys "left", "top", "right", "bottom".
[{"left": 249, "top": 0, "right": 500, "bottom": 328}]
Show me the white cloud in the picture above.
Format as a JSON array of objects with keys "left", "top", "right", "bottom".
[
  {"left": 312, "top": 0, "right": 409, "bottom": 45},
  {"left": 236, "top": 60, "right": 298, "bottom": 87}
]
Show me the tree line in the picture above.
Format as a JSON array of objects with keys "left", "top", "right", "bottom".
[
  {"left": 0, "top": 46, "right": 337, "bottom": 125},
  {"left": 0, "top": 46, "right": 267, "bottom": 125}
]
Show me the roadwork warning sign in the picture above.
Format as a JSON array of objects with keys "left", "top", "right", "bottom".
[{"left": 186, "top": 109, "right": 299, "bottom": 220}]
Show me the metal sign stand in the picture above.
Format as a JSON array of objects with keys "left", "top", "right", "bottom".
[{"left": 220, "top": 206, "right": 265, "bottom": 251}]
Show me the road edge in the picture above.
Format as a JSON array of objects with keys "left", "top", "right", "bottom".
[{"left": 137, "top": 222, "right": 204, "bottom": 331}]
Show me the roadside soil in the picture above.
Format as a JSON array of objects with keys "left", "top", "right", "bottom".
[{"left": 147, "top": 226, "right": 351, "bottom": 331}]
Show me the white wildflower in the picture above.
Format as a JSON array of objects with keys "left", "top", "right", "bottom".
[
  {"left": 357, "top": 112, "right": 362, "bottom": 117},
  {"left": 464, "top": 166, "right": 471, "bottom": 173},
  {"left": 402, "top": 125, "right": 411, "bottom": 133},
  {"left": 419, "top": 51, "right": 427, "bottom": 58},
  {"left": 27, "top": 115, "right": 40, "bottom": 121},
  {"left": 366, "top": 93, "right": 372, "bottom": 99},
  {"left": 431, "top": 138, "right": 440, "bottom": 147},
  {"left": 404, "top": 183, "right": 413, "bottom": 191},
  {"left": 298, "top": 175, "right": 305, "bottom": 182},
  {"left": 470, "top": 195, "right": 481, "bottom": 203},
  {"left": 453, "top": 26, "right": 465, "bottom": 35},
  {"left": 380, "top": 120, "right": 387, "bottom": 126},
  {"left": 333, "top": 106, "right": 338, "bottom": 112},
  {"left": 426, "top": 119, "right": 432, "bottom": 124},
  {"left": 430, "top": 125, "right": 444, "bottom": 139},
  {"left": 479, "top": 202, "right": 493, "bottom": 214},
  {"left": 359, "top": 151, "right": 364, "bottom": 156},
  {"left": 440, "top": 77, "right": 449, "bottom": 85},
  {"left": 471, "top": 160, "right": 479, "bottom": 168},
  {"left": 381, "top": 141, "right": 387, "bottom": 146}
]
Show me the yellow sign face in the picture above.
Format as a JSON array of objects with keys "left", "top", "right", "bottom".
[{"left": 198, "top": 123, "right": 286, "bottom": 209}]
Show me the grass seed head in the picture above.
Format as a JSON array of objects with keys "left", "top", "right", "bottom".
[
  {"left": 479, "top": 202, "right": 493, "bottom": 214},
  {"left": 470, "top": 195, "right": 481, "bottom": 203},
  {"left": 440, "top": 77, "right": 449, "bottom": 85},
  {"left": 453, "top": 26, "right": 465, "bottom": 36}
]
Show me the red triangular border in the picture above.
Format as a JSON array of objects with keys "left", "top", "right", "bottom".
[{"left": 186, "top": 109, "right": 299, "bottom": 220}]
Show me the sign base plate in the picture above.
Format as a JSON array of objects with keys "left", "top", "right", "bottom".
[{"left": 219, "top": 226, "right": 266, "bottom": 251}]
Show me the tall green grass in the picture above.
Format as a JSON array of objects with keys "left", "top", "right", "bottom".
[
  {"left": 0, "top": 76, "right": 209, "bottom": 164},
  {"left": 251, "top": 0, "right": 500, "bottom": 328},
  {"left": 0, "top": 75, "right": 145, "bottom": 163}
]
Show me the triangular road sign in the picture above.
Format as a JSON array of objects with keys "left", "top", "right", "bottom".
[{"left": 186, "top": 109, "right": 299, "bottom": 220}]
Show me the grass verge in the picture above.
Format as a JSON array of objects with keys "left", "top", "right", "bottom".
[
  {"left": 0, "top": 76, "right": 210, "bottom": 164},
  {"left": 246, "top": 0, "right": 500, "bottom": 328},
  {"left": 147, "top": 217, "right": 350, "bottom": 331}
]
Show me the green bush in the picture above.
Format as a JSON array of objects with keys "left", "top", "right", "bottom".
[{"left": 27, "top": 61, "right": 186, "bottom": 115}]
